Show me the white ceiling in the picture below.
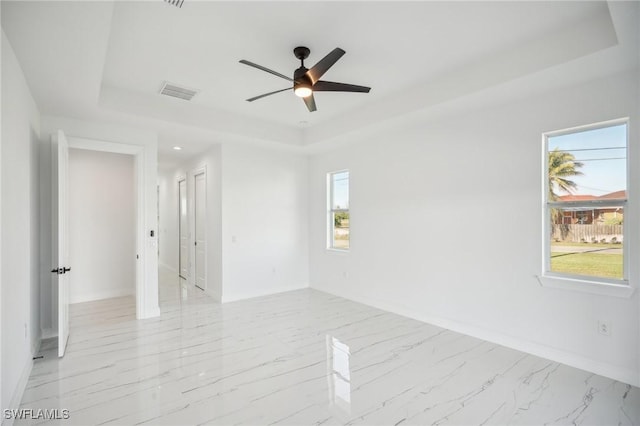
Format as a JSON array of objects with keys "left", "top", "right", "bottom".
[{"left": 2, "top": 1, "right": 638, "bottom": 168}]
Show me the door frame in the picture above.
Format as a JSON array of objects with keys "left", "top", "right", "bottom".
[
  {"left": 190, "top": 166, "right": 207, "bottom": 290},
  {"left": 65, "top": 137, "right": 146, "bottom": 319},
  {"left": 177, "top": 175, "right": 187, "bottom": 279}
]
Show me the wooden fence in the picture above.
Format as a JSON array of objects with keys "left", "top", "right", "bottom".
[{"left": 552, "top": 224, "right": 623, "bottom": 243}]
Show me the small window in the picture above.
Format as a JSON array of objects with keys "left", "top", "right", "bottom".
[
  {"left": 544, "top": 120, "right": 627, "bottom": 283},
  {"left": 328, "top": 170, "right": 349, "bottom": 250}
]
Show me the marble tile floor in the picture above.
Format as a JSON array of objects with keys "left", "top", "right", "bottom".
[{"left": 18, "top": 271, "right": 640, "bottom": 425}]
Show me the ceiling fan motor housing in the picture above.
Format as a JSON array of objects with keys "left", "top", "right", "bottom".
[
  {"left": 293, "top": 46, "right": 310, "bottom": 61},
  {"left": 293, "top": 66, "right": 312, "bottom": 92},
  {"left": 293, "top": 47, "right": 312, "bottom": 92}
]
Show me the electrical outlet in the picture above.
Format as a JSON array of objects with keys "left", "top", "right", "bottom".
[{"left": 598, "top": 320, "right": 611, "bottom": 336}]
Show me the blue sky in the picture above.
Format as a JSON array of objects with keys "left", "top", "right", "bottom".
[
  {"left": 332, "top": 171, "right": 349, "bottom": 209},
  {"left": 549, "top": 124, "right": 626, "bottom": 196}
]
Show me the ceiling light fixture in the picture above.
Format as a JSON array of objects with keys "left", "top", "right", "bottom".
[
  {"left": 173, "top": 146, "right": 182, "bottom": 151},
  {"left": 240, "top": 46, "right": 371, "bottom": 112},
  {"left": 294, "top": 84, "right": 312, "bottom": 98}
]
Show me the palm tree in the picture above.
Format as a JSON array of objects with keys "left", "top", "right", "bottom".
[
  {"left": 548, "top": 148, "right": 583, "bottom": 230},
  {"left": 548, "top": 148, "right": 583, "bottom": 201}
]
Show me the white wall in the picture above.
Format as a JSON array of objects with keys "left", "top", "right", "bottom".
[
  {"left": 1, "top": 30, "right": 41, "bottom": 413},
  {"left": 158, "top": 168, "right": 179, "bottom": 273},
  {"left": 637, "top": 42, "right": 640, "bottom": 396},
  {"left": 1, "top": 6, "right": 3, "bottom": 411},
  {"left": 37, "top": 137, "right": 52, "bottom": 339},
  {"left": 161, "top": 145, "right": 223, "bottom": 299},
  {"left": 68, "top": 149, "right": 135, "bottom": 303},
  {"left": 309, "top": 70, "right": 640, "bottom": 386},
  {"left": 220, "top": 143, "right": 309, "bottom": 302},
  {"left": 159, "top": 143, "right": 309, "bottom": 302}
]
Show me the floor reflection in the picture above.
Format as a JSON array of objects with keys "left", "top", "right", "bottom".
[{"left": 326, "top": 335, "right": 351, "bottom": 414}]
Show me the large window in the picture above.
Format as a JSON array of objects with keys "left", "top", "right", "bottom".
[
  {"left": 328, "top": 170, "right": 349, "bottom": 250},
  {"left": 544, "top": 120, "right": 627, "bottom": 284}
]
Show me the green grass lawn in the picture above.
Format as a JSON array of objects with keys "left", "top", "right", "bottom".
[{"left": 551, "top": 252, "right": 623, "bottom": 279}]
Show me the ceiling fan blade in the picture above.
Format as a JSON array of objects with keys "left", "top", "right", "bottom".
[
  {"left": 303, "top": 94, "right": 317, "bottom": 112},
  {"left": 313, "top": 80, "right": 371, "bottom": 93},
  {"left": 306, "top": 48, "right": 345, "bottom": 84},
  {"left": 246, "top": 87, "right": 292, "bottom": 102},
  {"left": 239, "top": 60, "right": 294, "bottom": 82}
]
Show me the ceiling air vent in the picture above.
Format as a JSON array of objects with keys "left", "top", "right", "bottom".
[
  {"left": 159, "top": 82, "right": 197, "bottom": 101},
  {"left": 163, "top": 0, "right": 184, "bottom": 8}
]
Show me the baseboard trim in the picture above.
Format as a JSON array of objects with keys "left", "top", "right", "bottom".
[
  {"left": 222, "top": 283, "right": 309, "bottom": 303},
  {"left": 312, "top": 283, "right": 639, "bottom": 387},
  {"left": 70, "top": 288, "right": 134, "bottom": 304},
  {"left": 3, "top": 357, "right": 34, "bottom": 426}
]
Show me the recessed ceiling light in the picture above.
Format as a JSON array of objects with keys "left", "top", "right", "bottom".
[{"left": 173, "top": 146, "right": 182, "bottom": 151}]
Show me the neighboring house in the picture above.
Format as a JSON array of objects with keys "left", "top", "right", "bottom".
[{"left": 556, "top": 190, "right": 625, "bottom": 224}]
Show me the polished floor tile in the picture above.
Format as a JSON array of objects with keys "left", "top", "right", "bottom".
[{"left": 17, "top": 270, "right": 640, "bottom": 425}]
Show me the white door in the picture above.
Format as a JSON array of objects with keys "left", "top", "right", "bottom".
[
  {"left": 178, "top": 179, "right": 188, "bottom": 279},
  {"left": 194, "top": 173, "right": 206, "bottom": 290},
  {"left": 52, "top": 130, "right": 70, "bottom": 357}
]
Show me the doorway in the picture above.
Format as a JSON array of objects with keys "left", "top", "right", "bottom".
[
  {"left": 64, "top": 136, "right": 147, "bottom": 318},
  {"left": 68, "top": 148, "right": 136, "bottom": 304},
  {"left": 51, "top": 133, "right": 151, "bottom": 357},
  {"left": 193, "top": 170, "right": 206, "bottom": 290}
]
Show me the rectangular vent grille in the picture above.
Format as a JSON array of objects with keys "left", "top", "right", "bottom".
[
  {"left": 159, "top": 82, "right": 197, "bottom": 101},
  {"left": 164, "top": 0, "right": 184, "bottom": 8}
]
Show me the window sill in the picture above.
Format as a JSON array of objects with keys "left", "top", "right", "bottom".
[{"left": 537, "top": 274, "right": 634, "bottom": 298}]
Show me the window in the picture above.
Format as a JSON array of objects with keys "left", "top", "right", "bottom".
[
  {"left": 328, "top": 170, "right": 349, "bottom": 250},
  {"left": 544, "top": 120, "right": 628, "bottom": 285}
]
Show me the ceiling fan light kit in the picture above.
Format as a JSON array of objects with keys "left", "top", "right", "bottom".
[
  {"left": 293, "top": 83, "right": 313, "bottom": 98},
  {"left": 240, "top": 46, "right": 371, "bottom": 112},
  {"left": 294, "top": 84, "right": 312, "bottom": 98}
]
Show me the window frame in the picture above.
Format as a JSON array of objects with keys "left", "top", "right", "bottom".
[
  {"left": 540, "top": 118, "right": 633, "bottom": 297},
  {"left": 327, "top": 169, "right": 350, "bottom": 252}
]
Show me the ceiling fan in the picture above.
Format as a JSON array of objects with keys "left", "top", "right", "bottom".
[{"left": 239, "top": 46, "right": 371, "bottom": 112}]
